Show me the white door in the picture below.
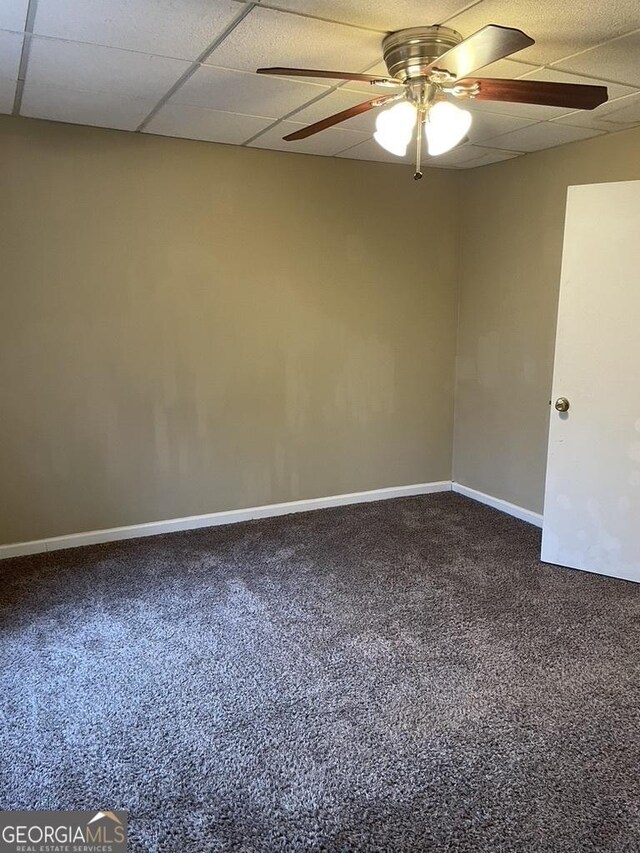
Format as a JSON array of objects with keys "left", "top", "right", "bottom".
[{"left": 542, "top": 180, "right": 640, "bottom": 583}]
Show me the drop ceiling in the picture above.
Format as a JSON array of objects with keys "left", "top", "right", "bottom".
[{"left": 2, "top": 0, "right": 640, "bottom": 169}]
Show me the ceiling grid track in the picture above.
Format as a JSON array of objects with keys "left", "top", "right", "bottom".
[
  {"left": 232, "top": 0, "right": 486, "bottom": 36},
  {"left": 231, "top": 0, "right": 389, "bottom": 34},
  {"left": 12, "top": 0, "right": 39, "bottom": 115},
  {"left": 440, "top": 0, "right": 485, "bottom": 25},
  {"left": 135, "top": 2, "right": 258, "bottom": 132},
  {"left": 547, "top": 23, "right": 640, "bottom": 68}
]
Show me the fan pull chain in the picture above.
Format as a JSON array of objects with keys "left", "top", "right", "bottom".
[{"left": 414, "top": 110, "right": 425, "bottom": 180}]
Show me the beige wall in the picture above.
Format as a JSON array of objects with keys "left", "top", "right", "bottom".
[
  {"left": 0, "top": 116, "right": 460, "bottom": 544},
  {"left": 454, "top": 125, "right": 640, "bottom": 514},
  {"left": 5, "top": 114, "right": 639, "bottom": 545}
]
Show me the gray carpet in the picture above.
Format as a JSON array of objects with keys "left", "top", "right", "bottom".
[{"left": 1, "top": 493, "right": 639, "bottom": 852}]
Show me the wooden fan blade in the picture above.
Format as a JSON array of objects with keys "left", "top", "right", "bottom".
[
  {"left": 459, "top": 77, "right": 608, "bottom": 109},
  {"left": 257, "top": 67, "right": 401, "bottom": 85},
  {"left": 427, "top": 25, "right": 534, "bottom": 79},
  {"left": 283, "top": 96, "right": 397, "bottom": 141}
]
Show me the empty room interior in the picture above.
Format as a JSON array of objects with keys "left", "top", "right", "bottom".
[{"left": 1, "top": 0, "right": 640, "bottom": 850}]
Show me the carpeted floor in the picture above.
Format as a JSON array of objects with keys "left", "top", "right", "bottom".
[{"left": 1, "top": 492, "right": 639, "bottom": 852}]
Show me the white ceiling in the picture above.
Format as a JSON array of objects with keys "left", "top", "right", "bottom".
[{"left": 2, "top": 0, "right": 640, "bottom": 169}]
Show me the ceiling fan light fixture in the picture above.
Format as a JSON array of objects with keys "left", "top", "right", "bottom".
[
  {"left": 425, "top": 101, "right": 472, "bottom": 156},
  {"left": 373, "top": 101, "right": 417, "bottom": 156},
  {"left": 261, "top": 23, "right": 608, "bottom": 177}
]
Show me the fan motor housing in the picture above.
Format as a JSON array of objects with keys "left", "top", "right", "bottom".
[{"left": 382, "top": 25, "right": 462, "bottom": 81}]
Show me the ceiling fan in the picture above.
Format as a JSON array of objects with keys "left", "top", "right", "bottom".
[{"left": 257, "top": 24, "right": 608, "bottom": 179}]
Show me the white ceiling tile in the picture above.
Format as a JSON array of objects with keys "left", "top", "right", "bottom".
[
  {"left": 0, "top": 28, "right": 22, "bottom": 77},
  {"left": 423, "top": 142, "right": 489, "bottom": 167},
  {"left": 522, "top": 67, "right": 636, "bottom": 101},
  {"left": 0, "top": 0, "right": 29, "bottom": 31},
  {"left": 465, "top": 108, "right": 540, "bottom": 144},
  {"left": 263, "top": 0, "right": 474, "bottom": 32},
  {"left": 449, "top": 148, "right": 523, "bottom": 168},
  {"left": 205, "top": 6, "right": 381, "bottom": 74},
  {"left": 483, "top": 121, "right": 604, "bottom": 152},
  {"left": 446, "top": 1, "right": 640, "bottom": 65},
  {"left": 554, "top": 31, "right": 640, "bottom": 88},
  {"left": 20, "top": 83, "right": 157, "bottom": 129},
  {"left": 467, "top": 58, "right": 541, "bottom": 80},
  {"left": 33, "top": 0, "right": 240, "bottom": 61},
  {"left": 554, "top": 91, "right": 640, "bottom": 132},
  {"left": 424, "top": 143, "right": 522, "bottom": 168},
  {"left": 170, "top": 65, "right": 329, "bottom": 119},
  {"left": 27, "top": 37, "right": 190, "bottom": 100},
  {"left": 247, "top": 118, "right": 369, "bottom": 156},
  {"left": 145, "top": 103, "right": 273, "bottom": 143},
  {"left": 337, "top": 137, "right": 412, "bottom": 165}
]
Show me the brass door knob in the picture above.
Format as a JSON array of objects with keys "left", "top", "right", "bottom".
[{"left": 555, "top": 397, "right": 570, "bottom": 412}]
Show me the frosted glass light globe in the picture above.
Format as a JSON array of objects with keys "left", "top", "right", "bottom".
[
  {"left": 374, "top": 101, "right": 418, "bottom": 157},
  {"left": 425, "top": 101, "right": 472, "bottom": 156}
]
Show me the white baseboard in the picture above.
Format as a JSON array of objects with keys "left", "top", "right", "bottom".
[
  {"left": 452, "top": 482, "right": 543, "bottom": 528},
  {"left": 0, "top": 480, "right": 452, "bottom": 560}
]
